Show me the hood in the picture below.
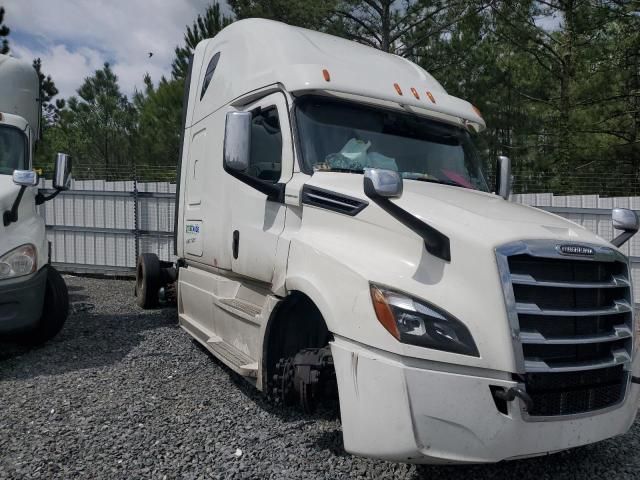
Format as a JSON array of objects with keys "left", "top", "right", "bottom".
[{"left": 305, "top": 172, "right": 611, "bottom": 251}]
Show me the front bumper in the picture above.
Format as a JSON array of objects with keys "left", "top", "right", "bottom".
[
  {"left": 0, "top": 267, "right": 47, "bottom": 334},
  {"left": 331, "top": 337, "right": 640, "bottom": 464}
]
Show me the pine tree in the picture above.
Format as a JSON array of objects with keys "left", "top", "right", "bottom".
[
  {"left": 64, "top": 63, "right": 137, "bottom": 172},
  {"left": 33, "top": 58, "right": 62, "bottom": 124},
  {"left": 229, "top": 0, "right": 336, "bottom": 30},
  {"left": 329, "top": 0, "right": 481, "bottom": 55},
  {"left": 171, "top": 2, "right": 232, "bottom": 80},
  {"left": 0, "top": 6, "right": 10, "bottom": 54}
]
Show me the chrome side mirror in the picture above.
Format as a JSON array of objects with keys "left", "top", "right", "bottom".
[
  {"left": 223, "top": 111, "right": 252, "bottom": 173},
  {"left": 495, "top": 155, "right": 512, "bottom": 200},
  {"left": 12, "top": 169, "right": 39, "bottom": 187},
  {"left": 4, "top": 170, "right": 39, "bottom": 226},
  {"left": 363, "top": 168, "right": 403, "bottom": 199},
  {"left": 53, "top": 153, "right": 72, "bottom": 190},
  {"left": 611, "top": 208, "right": 639, "bottom": 248}
]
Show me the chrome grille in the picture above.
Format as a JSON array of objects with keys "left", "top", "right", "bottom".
[{"left": 496, "top": 241, "right": 633, "bottom": 418}]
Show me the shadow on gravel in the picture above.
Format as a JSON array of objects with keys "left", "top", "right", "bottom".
[
  {"left": 191, "top": 339, "right": 341, "bottom": 424},
  {"left": 0, "top": 308, "right": 178, "bottom": 379},
  {"left": 68, "top": 293, "right": 91, "bottom": 303},
  {"left": 312, "top": 429, "right": 349, "bottom": 457}
]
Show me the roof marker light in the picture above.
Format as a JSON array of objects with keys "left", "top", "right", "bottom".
[
  {"left": 426, "top": 91, "right": 436, "bottom": 103},
  {"left": 394, "top": 83, "right": 403, "bottom": 96},
  {"left": 410, "top": 88, "right": 420, "bottom": 100},
  {"left": 322, "top": 69, "right": 331, "bottom": 82}
]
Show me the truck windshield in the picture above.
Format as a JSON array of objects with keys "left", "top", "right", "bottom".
[
  {"left": 0, "top": 125, "right": 27, "bottom": 175},
  {"left": 295, "top": 96, "right": 489, "bottom": 191}
]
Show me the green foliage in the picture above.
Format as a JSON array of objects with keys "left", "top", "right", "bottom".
[
  {"left": 133, "top": 75, "right": 184, "bottom": 173},
  {"left": 229, "top": 0, "right": 336, "bottom": 30},
  {"left": 172, "top": 2, "right": 232, "bottom": 80},
  {"left": 330, "top": 0, "right": 475, "bottom": 53},
  {"left": 33, "top": 58, "right": 63, "bottom": 125},
  {"left": 0, "top": 6, "right": 9, "bottom": 55},
  {"left": 35, "top": 64, "right": 137, "bottom": 178}
]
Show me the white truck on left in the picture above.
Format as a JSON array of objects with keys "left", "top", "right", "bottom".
[{"left": 0, "top": 53, "right": 72, "bottom": 344}]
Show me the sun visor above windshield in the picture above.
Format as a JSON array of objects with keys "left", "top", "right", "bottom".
[{"left": 281, "top": 64, "right": 486, "bottom": 132}]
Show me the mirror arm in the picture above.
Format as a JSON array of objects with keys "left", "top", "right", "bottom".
[
  {"left": 365, "top": 187, "right": 451, "bottom": 262},
  {"left": 612, "top": 230, "right": 636, "bottom": 248},
  {"left": 224, "top": 167, "right": 285, "bottom": 203},
  {"left": 3, "top": 186, "right": 27, "bottom": 227},
  {"left": 35, "top": 189, "right": 62, "bottom": 206}
]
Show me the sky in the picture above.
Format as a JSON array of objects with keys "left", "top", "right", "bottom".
[{"left": 3, "top": 0, "right": 231, "bottom": 99}]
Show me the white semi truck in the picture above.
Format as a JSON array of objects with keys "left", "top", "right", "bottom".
[
  {"left": 0, "top": 54, "right": 72, "bottom": 344},
  {"left": 136, "top": 20, "right": 640, "bottom": 463}
]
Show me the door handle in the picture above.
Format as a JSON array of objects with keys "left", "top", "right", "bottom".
[{"left": 232, "top": 230, "right": 240, "bottom": 259}]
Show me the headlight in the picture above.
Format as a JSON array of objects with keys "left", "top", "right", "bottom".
[
  {"left": 370, "top": 284, "right": 479, "bottom": 357},
  {"left": 0, "top": 244, "right": 37, "bottom": 280}
]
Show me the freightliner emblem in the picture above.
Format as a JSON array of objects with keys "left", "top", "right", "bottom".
[{"left": 558, "top": 244, "right": 595, "bottom": 256}]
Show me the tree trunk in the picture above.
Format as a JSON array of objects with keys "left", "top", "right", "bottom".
[
  {"left": 380, "top": 0, "right": 392, "bottom": 52},
  {"left": 555, "top": 0, "right": 576, "bottom": 192}
]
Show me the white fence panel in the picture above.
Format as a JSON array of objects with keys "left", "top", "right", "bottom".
[{"left": 39, "top": 178, "right": 175, "bottom": 274}]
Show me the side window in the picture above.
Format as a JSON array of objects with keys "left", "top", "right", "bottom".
[
  {"left": 200, "top": 52, "right": 220, "bottom": 100},
  {"left": 248, "top": 107, "right": 282, "bottom": 183}
]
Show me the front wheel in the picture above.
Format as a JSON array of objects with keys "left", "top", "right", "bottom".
[{"left": 27, "top": 266, "right": 69, "bottom": 345}]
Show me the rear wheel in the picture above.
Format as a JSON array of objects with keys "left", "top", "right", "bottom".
[
  {"left": 27, "top": 266, "right": 69, "bottom": 345},
  {"left": 136, "top": 253, "right": 160, "bottom": 309}
]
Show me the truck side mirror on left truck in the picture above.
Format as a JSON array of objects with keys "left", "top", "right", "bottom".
[
  {"left": 53, "top": 152, "right": 72, "bottom": 191},
  {"left": 495, "top": 156, "right": 512, "bottom": 200},
  {"left": 611, "top": 208, "right": 639, "bottom": 248},
  {"left": 12, "top": 169, "right": 39, "bottom": 187},
  {"left": 223, "top": 111, "right": 252, "bottom": 173},
  {"left": 3, "top": 170, "right": 39, "bottom": 226}
]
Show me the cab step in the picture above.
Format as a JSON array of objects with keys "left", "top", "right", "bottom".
[
  {"left": 178, "top": 314, "right": 258, "bottom": 378},
  {"left": 217, "top": 297, "right": 262, "bottom": 324},
  {"left": 206, "top": 335, "right": 258, "bottom": 377}
]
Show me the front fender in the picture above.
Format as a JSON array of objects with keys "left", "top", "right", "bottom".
[
  {"left": 283, "top": 205, "right": 518, "bottom": 373},
  {"left": 285, "top": 235, "right": 404, "bottom": 354}
]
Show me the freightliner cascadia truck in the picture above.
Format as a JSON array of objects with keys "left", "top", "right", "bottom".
[
  {"left": 136, "top": 19, "right": 640, "bottom": 463},
  {"left": 0, "top": 54, "right": 72, "bottom": 344}
]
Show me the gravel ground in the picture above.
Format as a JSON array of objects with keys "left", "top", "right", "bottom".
[{"left": 1, "top": 276, "right": 639, "bottom": 479}]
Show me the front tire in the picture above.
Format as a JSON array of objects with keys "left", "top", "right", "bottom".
[{"left": 27, "top": 266, "right": 69, "bottom": 345}]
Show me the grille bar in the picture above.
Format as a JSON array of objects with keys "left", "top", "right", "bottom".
[
  {"left": 520, "top": 325, "right": 632, "bottom": 345},
  {"left": 510, "top": 273, "right": 630, "bottom": 289},
  {"left": 524, "top": 349, "right": 631, "bottom": 373},
  {"left": 516, "top": 300, "right": 632, "bottom": 317}
]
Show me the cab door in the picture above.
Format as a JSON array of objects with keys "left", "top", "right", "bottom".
[{"left": 227, "top": 92, "right": 293, "bottom": 283}]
